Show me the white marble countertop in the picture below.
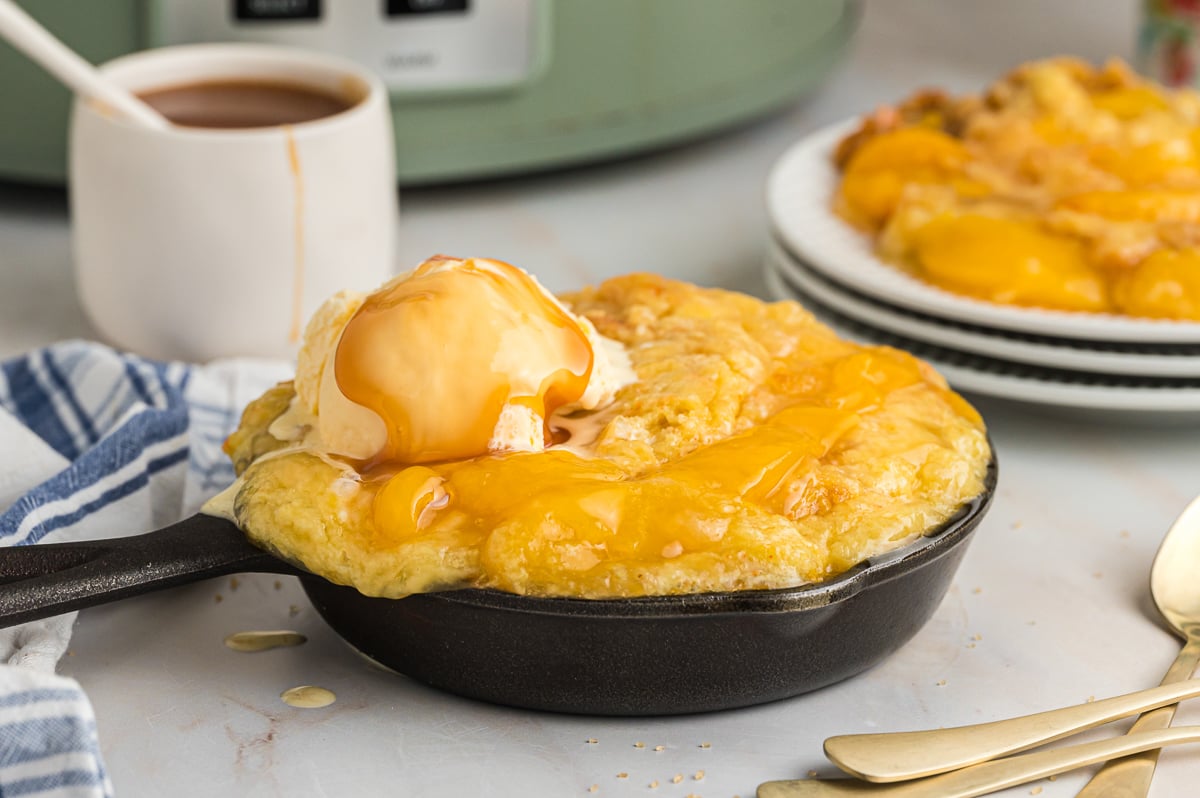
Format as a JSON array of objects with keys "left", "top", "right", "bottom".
[{"left": 6, "top": 1, "right": 1200, "bottom": 796}]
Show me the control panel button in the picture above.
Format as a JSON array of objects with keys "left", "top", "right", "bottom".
[
  {"left": 385, "top": 0, "right": 469, "bottom": 17},
  {"left": 234, "top": 0, "right": 321, "bottom": 22}
]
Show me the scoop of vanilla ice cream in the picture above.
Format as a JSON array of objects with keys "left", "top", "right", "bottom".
[
  {"left": 291, "top": 256, "right": 633, "bottom": 464},
  {"left": 290, "top": 289, "right": 388, "bottom": 460},
  {"left": 294, "top": 289, "right": 362, "bottom": 414}
]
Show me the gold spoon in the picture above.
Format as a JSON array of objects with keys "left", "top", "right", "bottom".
[
  {"left": 821, "top": 678, "right": 1200, "bottom": 782},
  {"left": 1072, "top": 494, "right": 1200, "bottom": 797},
  {"left": 819, "top": 495, "right": 1200, "bottom": 783},
  {"left": 757, "top": 726, "right": 1200, "bottom": 797}
]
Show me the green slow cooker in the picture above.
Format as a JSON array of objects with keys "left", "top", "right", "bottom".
[{"left": 0, "top": 0, "right": 857, "bottom": 184}]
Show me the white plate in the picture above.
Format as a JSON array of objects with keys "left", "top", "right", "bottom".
[
  {"left": 766, "top": 239, "right": 1200, "bottom": 378},
  {"left": 765, "top": 121, "right": 1200, "bottom": 344},
  {"left": 763, "top": 262, "right": 1200, "bottom": 421}
]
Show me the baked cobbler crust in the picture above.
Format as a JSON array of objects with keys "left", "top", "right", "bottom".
[{"left": 222, "top": 274, "right": 990, "bottom": 599}]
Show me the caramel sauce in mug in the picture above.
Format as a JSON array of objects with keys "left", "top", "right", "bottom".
[{"left": 136, "top": 80, "right": 355, "bottom": 129}]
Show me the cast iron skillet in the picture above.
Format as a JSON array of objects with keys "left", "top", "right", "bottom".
[{"left": 0, "top": 458, "right": 995, "bottom": 716}]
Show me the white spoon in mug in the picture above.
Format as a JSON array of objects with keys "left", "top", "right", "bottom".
[{"left": 0, "top": 0, "right": 168, "bottom": 130}]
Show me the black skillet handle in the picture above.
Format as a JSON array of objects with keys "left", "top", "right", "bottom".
[{"left": 0, "top": 514, "right": 301, "bottom": 628}]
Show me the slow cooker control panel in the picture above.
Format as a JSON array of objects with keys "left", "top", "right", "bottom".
[{"left": 151, "top": 0, "right": 544, "bottom": 94}]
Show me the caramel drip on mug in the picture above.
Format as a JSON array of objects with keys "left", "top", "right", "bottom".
[{"left": 285, "top": 126, "right": 305, "bottom": 343}]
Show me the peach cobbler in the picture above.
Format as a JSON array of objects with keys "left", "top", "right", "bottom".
[
  {"left": 835, "top": 58, "right": 1200, "bottom": 320},
  {"left": 207, "top": 257, "right": 990, "bottom": 599}
]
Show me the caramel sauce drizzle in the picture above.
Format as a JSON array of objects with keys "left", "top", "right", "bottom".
[{"left": 333, "top": 258, "right": 594, "bottom": 466}]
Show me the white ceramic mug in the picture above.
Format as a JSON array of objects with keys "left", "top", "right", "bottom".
[{"left": 70, "top": 43, "right": 397, "bottom": 363}]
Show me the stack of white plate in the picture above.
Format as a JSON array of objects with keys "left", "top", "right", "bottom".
[{"left": 763, "top": 123, "right": 1200, "bottom": 422}]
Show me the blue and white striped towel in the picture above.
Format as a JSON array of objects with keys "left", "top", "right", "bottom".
[{"left": 0, "top": 340, "right": 291, "bottom": 798}]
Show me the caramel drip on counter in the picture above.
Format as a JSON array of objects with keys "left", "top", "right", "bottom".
[
  {"left": 334, "top": 258, "right": 594, "bottom": 464},
  {"left": 281, "top": 685, "right": 336, "bottom": 708},
  {"left": 224, "top": 630, "right": 307, "bottom": 652}
]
